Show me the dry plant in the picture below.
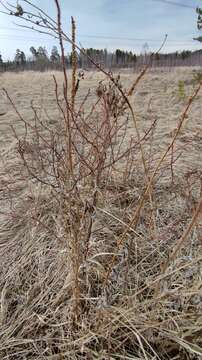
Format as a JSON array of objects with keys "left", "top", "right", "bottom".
[{"left": 0, "top": 1, "right": 202, "bottom": 359}]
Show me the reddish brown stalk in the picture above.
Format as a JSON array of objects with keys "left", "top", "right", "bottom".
[
  {"left": 71, "top": 16, "right": 77, "bottom": 112},
  {"left": 54, "top": 0, "right": 73, "bottom": 178}
]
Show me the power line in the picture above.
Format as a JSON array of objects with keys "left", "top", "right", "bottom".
[
  {"left": 0, "top": 28, "right": 197, "bottom": 44},
  {"left": 0, "top": 26, "right": 194, "bottom": 43},
  {"left": 150, "top": 0, "right": 196, "bottom": 9},
  {"left": 80, "top": 34, "right": 195, "bottom": 44},
  {"left": 0, "top": 34, "right": 196, "bottom": 45}
]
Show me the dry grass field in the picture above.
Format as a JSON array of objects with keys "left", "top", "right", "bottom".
[
  {"left": 1, "top": 68, "right": 201, "bottom": 168},
  {"left": 0, "top": 67, "right": 202, "bottom": 359}
]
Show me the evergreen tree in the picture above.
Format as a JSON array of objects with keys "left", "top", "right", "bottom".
[
  {"left": 194, "top": 3, "right": 202, "bottom": 41},
  {"left": 37, "top": 46, "right": 49, "bottom": 62},
  {"left": 14, "top": 49, "right": 26, "bottom": 65},
  {"left": 180, "top": 50, "right": 191, "bottom": 60},
  {"left": 197, "top": 5, "right": 202, "bottom": 30},
  {"left": 50, "top": 46, "right": 60, "bottom": 63},
  {"left": 30, "top": 46, "right": 49, "bottom": 63},
  {"left": 30, "top": 46, "right": 38, "bottom": 60},
  {"left": 20, "top": 51, "right": 26, "bottom": 65}
]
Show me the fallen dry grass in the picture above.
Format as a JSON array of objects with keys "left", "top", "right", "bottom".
[{"left": 0, "top": 67, "right": 202, "bottom": 359}]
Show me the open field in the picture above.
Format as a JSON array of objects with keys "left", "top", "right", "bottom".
[
  {"left": 0, "top": 68, "right": 202, "bottom": 359},
  {"left": 1, "top": 68, "right": 201, "bottom": 169}
]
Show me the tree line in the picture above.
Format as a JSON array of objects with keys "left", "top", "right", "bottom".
[
  {"left": 0, "top": 2, "right": 201, "bottom": 72},
  {"left": 0, "top": 45, "right": 202, "bottom": 72}
]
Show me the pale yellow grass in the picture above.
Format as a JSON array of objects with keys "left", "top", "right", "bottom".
[
  {"left": 0, "top": 68, "right": 202, "bottom": 359},
  {"left": 0, "top": 68, "right": 201, "bottom": 171}
]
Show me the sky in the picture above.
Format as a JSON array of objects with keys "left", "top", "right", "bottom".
[{"left": 0, "top": 0, "right": 202, "bottom": 60}]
